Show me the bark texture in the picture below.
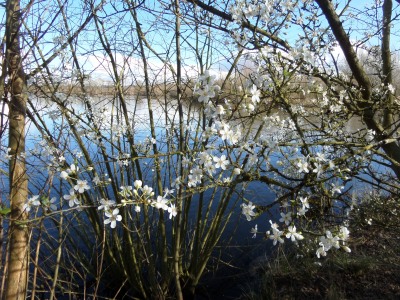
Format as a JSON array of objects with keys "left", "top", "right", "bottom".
[{"left": 5, "top": 0, "right": 29, "bottom": 298}]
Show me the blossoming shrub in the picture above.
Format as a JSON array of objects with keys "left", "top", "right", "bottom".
[{"left": 1, "top": 0, "right": 399, "bottom": 298}]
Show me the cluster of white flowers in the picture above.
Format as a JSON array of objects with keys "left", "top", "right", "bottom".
[
  {"left": 56, "top": 160, "right": 179, "bottom": 228},
  {"left": 191, "top": 69, "right": 357, "bottom": 259},
  {"left": 23, "top": 195, "right": 57, "bottom": 213},
  {"left": 236, "top": 83, "right": 264, "bottom": 115},
  {"left": 291, "top": 44, "right": 316, "bottom": 67},
  {"left": 116, "top": 182, "right": 175, "bottom": 225},
  {"left": 316, "top": 226, "right": 351, "bottom": 258},
  {"left": 242, "top": 194, "right": 352, "bottom": 258},
  {"left": 265, "top": 220, "right": 304, "bottom": 246},
  {"left": 116, "top": 152, "right": 131, "bottom": 167},
  {"left": 215, "top": 121, "right": 242, "bottom": 145},
  {"left": 119, "top": 181, "right": 178, "bottom": 221},
  {"left": 184, "top": 147, "right": 238, "bottom": 188},
  {"left": 297, "top": 196, "right": 310, "bottom": 216},
  {"left": 193, "top": 70, "right": 220, "bottom": 103},
  {"left": 188, "top": 166, "right": 203, "bottom": 187},
  {"left": 229, "top": 0, "right": 273, "bottom": 25}
]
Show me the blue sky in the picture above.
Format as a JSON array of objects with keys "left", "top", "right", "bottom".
[{"left": 1, "top": 0, "right": 398, "bottom": 84}]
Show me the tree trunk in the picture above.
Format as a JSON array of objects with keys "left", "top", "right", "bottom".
[
  {"left": 316, "top": 0, "right": 400, "bottom": 179},
  {"left": 5, "top": 0, "right": 29, "bottom": 298}
]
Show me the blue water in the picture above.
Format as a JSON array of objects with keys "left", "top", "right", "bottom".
[{"left": 1, "top": 95, "right": 395, "bottom": 298}]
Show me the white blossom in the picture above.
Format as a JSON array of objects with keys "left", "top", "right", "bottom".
[
  {"left": 168, "top": 204, "right": 178, "bottom": 219},
  {"left": 23, "top": 195, "right": 41, "bottom": 212},
  {"left": 104, "top": 208, "right": 122, "bottom": 228},
  {"left": 241, "top": 201, "right": 256, "bottom": 221}
]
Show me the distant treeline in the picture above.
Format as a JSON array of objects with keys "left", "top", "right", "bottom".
[
  {"left": 30, "top": 81, "right": 197, "bottom": 99},
  {"left": 29, "top": 76, "right": 351, "bottom": 108}
]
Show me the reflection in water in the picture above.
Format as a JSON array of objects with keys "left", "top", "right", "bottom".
[{"left": 1, "top": 93, "right": 390, "bottom": 298}]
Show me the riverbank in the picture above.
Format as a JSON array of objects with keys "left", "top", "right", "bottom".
[{"left": 240, "top": 193, "right": 400, "bottom": 299}]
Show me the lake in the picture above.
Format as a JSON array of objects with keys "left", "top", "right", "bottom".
[{"left": 0, "top": 93, "right": 389, "bottom": 298}]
